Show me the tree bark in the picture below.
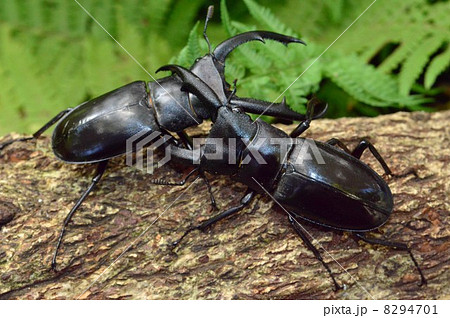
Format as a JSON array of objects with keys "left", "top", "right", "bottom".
[{"left": 0, "top": 110, "right": 448, "bottom": 299}]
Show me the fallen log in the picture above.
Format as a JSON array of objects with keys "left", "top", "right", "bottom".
[{"left": 0, "top": 110, "right": 448, "bottom": 299}]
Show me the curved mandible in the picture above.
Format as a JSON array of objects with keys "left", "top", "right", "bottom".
[
  {"left": 213, "top": 31, "right": 305, "bottom": 68},
  {"left": 310, "top": 100, "right": 329, "bottom": 120},
  {"left": 157, "top": 64, "right": 223, "bottom": 110}
]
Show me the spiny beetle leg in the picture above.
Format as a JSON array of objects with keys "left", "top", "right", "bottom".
[
  {"left": 52, "top": 160, "right": 108, "bottom": 271},
  {"left": 148, "top": 168, "right": 198, "bottom": 186},
  {"left": 0, "top": 136, "right": 33, "bottom": 151},
  {"left": 176, "top": 131, "right": 216, "bottom": 209},
  {"left": 172, "top": 190, "right": 255, "bottom": 250},
  {"left": 288, "top": 216, "right": 342, "bottom": 291},
  {"left": 355, "top": 232, "right": 427, "bottom": 286},
  {"left": 0, "top": 108, "right": 72, "bottom": 151},
  {"left": 200, "top": 172, "right": 217, "bottom": 209},
  {"left": 326, "top": 138, "right": 352, "bottom": 154},
  {"left": 351, "top": 138, "right": 392, "bottom": 175},
  {"left": 290, "top": 98, "right": 327, "bottom": 138},
  {"left": 327, "top": 138, "right": 394, "bottom": 176},
  {"left": 329, "top": 138, "right": 419, "bottom": 179}
]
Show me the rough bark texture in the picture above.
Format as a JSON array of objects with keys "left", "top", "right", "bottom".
[{"left": 0, "top": 111, "right": 448, "bottom": 300}]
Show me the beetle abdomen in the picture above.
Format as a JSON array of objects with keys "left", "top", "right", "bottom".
[
  {"left": 52, "top": 81, "right": 158, "bottom": 163},
  {"left": 274, "top": 140, "right": 393, "bottom": 231}
]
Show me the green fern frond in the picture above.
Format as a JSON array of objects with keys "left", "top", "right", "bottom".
[
  {"left": 424, "top": 45, "right": 450, "bottom": 89},
  {"left": 399, "top": 34, "right": 444, "bottom": 95},
  {"left": 164, "top": 0, "right": 204, "bottom": 47},
  {"left": 216, "top": 0, "right": 433, "bottom": 111},
  {"left": 324, "top": 56, "right": 391, "bottom": 107},
  {"left": 243, "top": 0, "right": 298, "bottom": 37},
  {"left": 145, "top": 0, "right": 174, "bottom": 34},
  {"left": 377, "top": 28, "right": 427, "bottom": 73},
  {"left": 333, "top": 0, "right": 450, "bottom": 95},
  {"left": 0, "top": 0, "right": 187, "bottom": 134},
  {"left": 0, "top": 0, "right": 447, "bottom": 135},
  {"left": 323, "top": 0, "right": 345, "bottom": 23},
  {"left": 174, "top": 21, "right": 201, "bottom": 67},
  {"left": 220, "top": 0, "right": 237, "bottom": 36}
]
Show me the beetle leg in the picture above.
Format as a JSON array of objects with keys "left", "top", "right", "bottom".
[
  {"left": 230, "top": 96, "right": 329, "bottom": 122},
  {"left": 176, "top": 131, "right": 216, "bottom": 209},
  {"left": 351, "top": 138, "right": 392, "bottom": 175},
  {"left": 288, "top": 216, "right": 342, "bottom": 291},
  {"left": 0, "top": 108, "right": 72, "bottom": 151},
  {"left": 290, "top": 98, "right": 327, "bottom": 138},
  {"left": 52, "top": 160, "right": 108, "bottom": 272},
  {"left": 199, "top": 172, "right": 217, "bottom": 209},
  {"left": 230, "top": 96, "right": 304, "bottom": 121},
  {"left": 328, "top": 136, "right": 410, "bottom": 175},
  {"left": 328, "top": 138, "right": 418, "bottom": 178},
  {"left": 172, "top": 189, "right": 255, "bottom": 249},
  {"left": 326, "top": 138, "right": 352, "bottom": 154},
  {"left": 355, "top": 233, "right": 427, "bottom": 286},
  {"left": 176, "top": 131, "right": 193, "bottom": 149},
  {"left": 148, "top": 167, "right": 198, "bottom": 186}
]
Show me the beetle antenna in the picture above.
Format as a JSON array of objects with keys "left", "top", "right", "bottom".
[
  {"left": 226, "top": 79, "right": 238, "bottom": 106},
  {"left": 203, "top": 5, "right": 214, "bottom": 55}
]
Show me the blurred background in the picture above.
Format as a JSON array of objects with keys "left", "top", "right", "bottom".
[{"left": 0, "top": 0, "right": 449, "bottom": 135}]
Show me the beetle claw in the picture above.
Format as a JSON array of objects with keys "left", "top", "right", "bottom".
[{"left": 390, "top": 168, "right": 420, "bottom": 179}]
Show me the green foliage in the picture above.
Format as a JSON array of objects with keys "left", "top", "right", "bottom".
[
  {"left": 322, "top": 0, "right": 450, "bottom": 95},
  {"left": 0, "top": 0, "right": 201, "bottom": 134},
  {"left": 0, "top": 0, "right": 448, "bottom": 134},
  {"left": 175, "top": 0, "right": 448, "bottom": 116}
]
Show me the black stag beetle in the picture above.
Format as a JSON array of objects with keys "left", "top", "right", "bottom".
[
  {"left": 0, "top": 6, "right": 315, "bottom": 271},
  {"left": 165, "top": 86, "right": 427, "bottom": 290},
  {"left": 0, "top": 6, "right": 307, "bottom": 162}
]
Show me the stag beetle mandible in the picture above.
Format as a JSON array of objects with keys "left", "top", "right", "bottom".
[
  {"left": 0, "top": 6, "right": 310, "bottom": 270},
  {"left": 166, "top": 86, "right": 427, "bottom": 290}
]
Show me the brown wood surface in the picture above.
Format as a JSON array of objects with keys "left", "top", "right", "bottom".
[{"left": 0, "top": 110, "right": 448, "bottom": 299}]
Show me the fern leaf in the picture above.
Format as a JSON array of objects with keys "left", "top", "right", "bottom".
[
  {"left": 238, "top": 2, "right": 304, "bottom": 66},
  {"left": 79, "top": 38, "right": 110, "bottom": 96},
  {"left": 224, "top": 63, "right": 245, "bottom": 82},
  {"left": 325, "top": 55, "right": 397, "bottom": 107},
  {"left": 399, "top": 34, "right": 444, "bottom": 95},
  {"left": 220, "top": 0, "right": 237, "bottom": 36},
  {"left": 165, "top": 0, "right": 204, "bottom": 47},
  {"left": 174, "top": 22, "right": 201, "bottom": 67},
  {"left": 424, "top": 45, "right": 450, "bottom": 89},
  {"left": 378, "top": 27, "right": 427, "bottom": 73},
  {"left": 243, "top": 0, "right": 298, "bottom": 37},
  {"left": 145, "top": 0, "right": 174, "bottom": 34},
  {"left": 323, "top": 0, "right": 345, "bottom": 23},
  {"left": 0, "top": 25, "right": 55, "bottom": 132}
]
